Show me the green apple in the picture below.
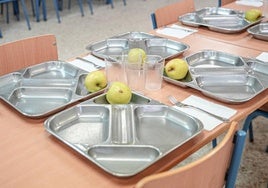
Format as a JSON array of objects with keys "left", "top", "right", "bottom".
[
  {"left": 165, "top": 58, "right": 188, "bottom": 80},
  {"left": 84, "top": 71, "right": 107, "bottom": 92},
  {"left": 106, "top": 81, "right": 132, "bottom": 104},
  {"left": 245, "top": 9, "right": 262, "bottom": 22},
  {"left": 128, "top": 48, "right": 147, "bottom": 64}
]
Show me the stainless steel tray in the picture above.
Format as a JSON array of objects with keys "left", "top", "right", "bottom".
[
  {"left": 179, "top": 7, "right": 261, "bottom": 33},
  {"left": 0, "top": 61, "right": 106, "bottom": 118},
  {"left": 163, "top": 50, "right": 268, "bottom": 103},
  {"left": 86, "top": 37, "right": 189, "bottom": 60},
  {"left": 44, "top": 97, "right": 203, "bottom": 177},
  {"left": 247, "top": 22, "right": 268, "bottom": 41}
]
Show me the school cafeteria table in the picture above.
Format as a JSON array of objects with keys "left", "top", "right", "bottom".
[{"left": 1, "top": 29, "right": 267, "bottom": 187}]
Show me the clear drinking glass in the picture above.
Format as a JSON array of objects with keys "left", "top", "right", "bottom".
[
  {"left": 144, "top": 55, "right": 165, "bottom": 91},
  {"left": 123, "top": 50, "right": 145, "bottom": 94},
  {"left": 105, "top": 55, "right": 127, "bottom": 85}
]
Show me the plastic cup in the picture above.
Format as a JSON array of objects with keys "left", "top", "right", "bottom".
[
  {"left": 105, "top": 56, "right": 127, "bottom": 85},
  {"left": 123, "top": 50, "right": 145, "bottom": 94},
  {"left": 144, "top": 55, "right": 164, "bottom": 91}
]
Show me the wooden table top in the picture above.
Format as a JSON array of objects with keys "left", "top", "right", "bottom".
[{"left": 1, "top": 2, "right": 268, "bottom": 188}]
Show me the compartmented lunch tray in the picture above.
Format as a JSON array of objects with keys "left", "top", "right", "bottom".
[
  {"left": 0, "top": 61, "right": 105, "bottom": 118},
  {"left": 163, "top": 50, "right": 268, "bottom": 103},
  {"left": 86, "top": 33, "right": 189, "bottom": 60},
  {"left": 179, "top": 7, "right": 261, "bottom": 33},
  {"left": 247, "top": 22, "right": 268, "bottom": 41},
  {"left": 44, "top": 93, "right": 203, "bottom": 177}
]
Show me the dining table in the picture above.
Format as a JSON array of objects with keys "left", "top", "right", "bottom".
[{"left": 1, "top": 2, "right": 268, "bottom": 188}]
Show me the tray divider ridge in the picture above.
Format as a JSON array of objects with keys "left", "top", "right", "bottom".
[{"left": 111, "top": 105, "right": 135, "bottom": 145}]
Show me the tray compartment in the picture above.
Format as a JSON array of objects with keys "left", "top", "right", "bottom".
[
  {"left": 144, "top": 38, "right": 189, "bottom": 59},
  {"left": 22, "top": 61, "right": 79, "bottom": 79},
  {"left": 89, "top": 92, "right": 157, "bottom": 105},
  {"left": 8, "top": 87, "right": 73, "bottom": 116},
  {"left": 186, "top": 50, "right": 245, "bottom": 68},
  {"left": 163, "top": 71, "right": 193, "bottom": 88},
  {"left": 197, "top": 7, "right": 240, "bottom": 16},
  {"left": 202, "top": 15, "right": 247, "bottom": 28},
  {"left": 186, "top": 50, "right": 247, "bottom": 75},
  {"left": 134, "top": 105, "right": 202, "bottom": 152},
  {"left": 178, "top": 13, "right": 201, "bottom": 27},
  {"left": 195, "top": 74, "right": 264, "bottom": 102},
  {"left": 0, "top": 73, "right": 21, "bottom": 98},
  {"left": 47, "top": 105, "right": 110, "bottom": 146},
  {"left": 246, "top": 59, "right": 268, "bottom": 88},
  {"left": 20, "top": 78, "right": 76, "bottom": 88},
  {"left": 247, "top": 23, "right": 268, "bottom": 41},
  {"left": 88, "top": 39, "right": 128, "bottom": 59},
  {"left": 110, "top": 105, "right": 134, "bottom": 144},
  {"left": 75, "top": 73, "right": 92, "bottom": 96},
  {"left": 87, "top": 145, "right": 160, "bottom": 176}
]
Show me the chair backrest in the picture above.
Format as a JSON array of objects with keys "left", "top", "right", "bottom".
[
  {"left": 0, "top": 34, "right": 58, "bottom": 76},
  {"left": 219, "top": 0, "right": 236, "bottom": 6},
  {"left": 151, "top": 0, "right": 195, "bottom": 29},
  {"left": 135, "top": 122, "right": 246, "bottom": 188}
]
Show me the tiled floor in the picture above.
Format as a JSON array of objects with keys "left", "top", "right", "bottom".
[{"left": 0, "top": 0, "right": 267, "bottom": 187}]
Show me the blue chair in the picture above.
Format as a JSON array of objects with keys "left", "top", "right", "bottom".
[
  {"left": 67, "top": 0, "right": 93, "bottom": 15},
  {"left": 242, "top": 109, "right": 268, "bottom": 143},
  {"left": 34, "top": 0, "right": 47, "bottom": 22},
  {"left": 106, "top": 0, "right": 126, "bottom": 9},
  {"left": 135, "top": 122, "right": 246, "bottom": 188},
  {"left": 34, "top": 0, "right": 93, "bottom": 23},
  {"left": 0, "top": 0, "right": 31, "bottom": 30}
]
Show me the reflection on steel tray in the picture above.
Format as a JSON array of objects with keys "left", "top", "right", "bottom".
[
  {"left": 163, "top": 50, "right": 268, "bottom": 103},
  {"left": 111, "top": 31, "right": 159, "bottom": 40},
  {"left": 86, "top": 32, "right": 189, "bottom": 60},
  {"left": 179, "top": 7, "right": 261, "bottom": 33},
  {"left": 44, "top": 92, "right": 203, "bottom": 177},
  {"left": 0, "top": 61, "right": 106, "bottom": 118},
  {"left": 247, "top": 22, "right": 268, "bottom": 41}
]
